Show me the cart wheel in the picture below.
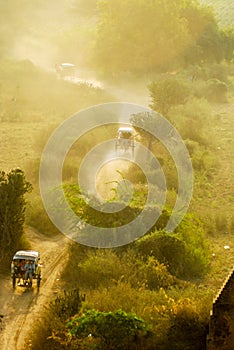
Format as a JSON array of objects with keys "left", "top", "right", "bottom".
[{"left": 12, "top": 274, "right": 16, "bottom": 289}]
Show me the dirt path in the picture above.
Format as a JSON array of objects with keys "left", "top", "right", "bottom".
[{"left": 0, "top": 227, "right": 71, "bottom": 350}]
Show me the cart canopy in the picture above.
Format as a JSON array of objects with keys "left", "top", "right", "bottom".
[{"left": 12, "top": 250, "right": 40, "bottom": 261}]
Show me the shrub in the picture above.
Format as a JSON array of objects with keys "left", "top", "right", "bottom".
[
  {"left": 175, "top": 214, "right": 211, "bottom": 278},
  {"left": 166, "top": 299, "right": 209, "bottom": 350},
  {"left": 25, "top": 290, "right": 84, "bottom": 350},
  {"left": 135, "top": 231, "right": 188, "bottom": 278},
  {"left": 189, "top": 143, "right": 216, "bottom": 172},
  {"left": 168, "top": 97, "right": 212, "bottom": 146},
  {"left": 67, "top": 309, "right": 150, "bottom": 350},
  {"left": 135, "top": 213, "right": 211, "bottom": 279},
  {"left": 148, "top": 77, "right": 190, "bottom": 115},
  {"left": 76, "top": 250, "right": 124, "bottom": 289},
  {"left": 205, "top": 79, "right": 228, "bottom": 102},
  {"left": 49, "top": 289, "right": 83, "bottom": 321},
  {"left": 138, "top": 256, "right": 175, "bottom": 290}
]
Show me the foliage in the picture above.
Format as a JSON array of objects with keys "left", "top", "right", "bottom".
[
  {"left": 130, "top": 111, "right": 160, "bottom": 152},
  {"left": 168, "top": 97, "right": 212, "bottom": 141},
  {"left": 166, "top": 298, "right": 209, "bottom": 350},
  {"left": 138, "top": 256, "right": 175, "bottom": 290},
  {"left": 200, "top": 0, "right": 234, "bottom": 28},
  {"left": 49, "top": 289, "right": 83, "bottom": 321},
  {"left": 135, "top": 230, "right": 188, "bottom": 278},
  {"left": 63, "top": 183, "right": 141, "bottom": 228},
  {"left": 148, "top": 77, "right": 190, "bottom": 115},
  {"left": 94, "top": 0, "right": 190, "bottom": 75},
  {"left": 0, "top": 168, "right": 32, "bottom": 264},
  {"left": 205, "top": 78, "right": 228, "bottom": 102},
  {"left": 94, "top": 0, "right": 232, "bottom": 76},
  {"left": 67, "top": 248, "right": 175, "bottom": 291},
  {"left": 67, "top": 309, "right": 150, "bottom": 350},
  {"left": 135, "top": 215, "right": 210, "bottom": 279},
  {"left": 175, "top": 214, "right": 211, "bottom": 277},
  {"left": 27, "top": 282, "right": 212, "bottom": 350}
]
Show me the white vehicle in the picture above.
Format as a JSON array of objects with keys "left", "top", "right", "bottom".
[
  {"left": 11, "top": 250, "right": 41, "bottom": 290},
  {"left": 55, "top": 62, "right": 76, "bottom": 78},
  {"left": 115, "top": 126, "right": 135, "bottom": 156}
]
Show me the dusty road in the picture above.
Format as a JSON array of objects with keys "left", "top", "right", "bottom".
[{"left": 0, "top": 227, "right": 71, "bottom": 350}]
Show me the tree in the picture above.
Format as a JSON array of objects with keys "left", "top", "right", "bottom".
[
  {"left": 220, "top": 27, "right": 234, "bottom": 62},
  {"left": 148, "top": 78, "right": 189, "bottom": 115},
  {"left": 94, "top": 0, "right": 190, "bottom": 75},
  {"left": 0, "top": 168, "right": 32, "bottom": 261},
  {"left": 130, "top": 111, "right": 160, "bottom": 152}
]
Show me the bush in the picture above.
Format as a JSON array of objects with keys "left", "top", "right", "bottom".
[
  {"left": 135, "top": 214, "right": 211, "bottom": 279},
  {"left": 205, "top": 79, "right": 228, "bottom": 102},
  {"left": 175, "top": 214, "right": 211, "bottom": 278},
  {"left": 187, "top": 142, "right": 216, "bottom": 172},
  {"left": 67, "top": 309, "right": 150, "bottom": 350},
  {"left": 148, "top": 77, "right": 190, "bottom": 115},
  {"left": 166, "top": 299, "right": 209, "bottom": 350},
  {"left": 168, "top": 97, "right": 212, "bottom": 146},
  {"left": 71, "top": 248, "right": 175, "bottom": 291},
  {"left": 49, "top": 289, "right": 83, "bottom": 321},
  {"left": 135, "top": 231, "right": 188, "bottom": 278},
  {"left": 138, "top": 256, "right": 175, "bottom": 290},
  {"left": 76, "top": 250, "right": 124, "bottom": 289}
]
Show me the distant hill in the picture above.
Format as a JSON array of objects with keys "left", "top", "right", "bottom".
[{"left": 200, "top": 0, "right": 234, "bottom": 28}]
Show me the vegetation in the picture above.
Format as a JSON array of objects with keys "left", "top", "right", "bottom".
[
  {"left": 93, "top": 0, "right": 234, "bottom": 77},
  {"left": 0, "top": 0, "right": 233, "bottom": 349},
  {"left": 200, "top": 0, "right": 234, "bottom": 27},
  {"left": 0, "top": 169, "right": 32, "bottom": 266},
  {"left": 67, "top": 310, "right": 149, "bottom": 350}
]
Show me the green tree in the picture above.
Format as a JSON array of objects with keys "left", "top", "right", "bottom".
[{"left": 0, "top": 168, "right": 32, "bottom": 261}]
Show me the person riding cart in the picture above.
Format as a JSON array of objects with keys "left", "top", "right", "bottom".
[{"left": 24, "top": 260, "right": 35, "bottom": 285}]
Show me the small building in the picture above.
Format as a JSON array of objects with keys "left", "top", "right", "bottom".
[{"left": 206, "top": 268, "right": 234, "bottom": 349}]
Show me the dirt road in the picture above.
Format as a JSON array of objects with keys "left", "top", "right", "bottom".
[{"left": 0, "top": 227, "right": 71, "bottom": 350}]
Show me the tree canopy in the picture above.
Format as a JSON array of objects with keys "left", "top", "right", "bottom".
[
  {"left": 0, "top": 169, "right": 32, "bottom": 262},
  {"left": 94, "top": 0, "right": 233, "bottom": 75}
]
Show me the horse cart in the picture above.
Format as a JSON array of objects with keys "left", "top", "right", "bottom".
[
  {"left": 115, "top": 127, "right": 135, "bottom": 156},
  {"left": 11, "top": 250, "right": 42, "bottom": 290}
]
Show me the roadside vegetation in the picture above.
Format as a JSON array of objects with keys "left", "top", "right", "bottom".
[{"left": 0, "top": 0, "right": 233, "bottom": 349}]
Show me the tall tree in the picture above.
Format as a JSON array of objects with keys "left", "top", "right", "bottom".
[{"left": 0, "top": 168, "right": 32, "bottom": 260}]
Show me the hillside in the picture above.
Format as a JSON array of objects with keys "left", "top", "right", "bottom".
[{"left": 200, "top": 0, "right": 234, "bottom": 27}]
